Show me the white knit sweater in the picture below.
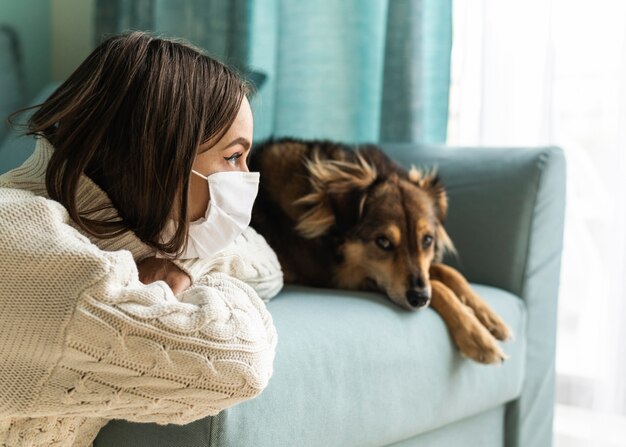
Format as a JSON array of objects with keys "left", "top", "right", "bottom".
[{"left": 0, "top": 138, "right": 282, "bottom": 447}]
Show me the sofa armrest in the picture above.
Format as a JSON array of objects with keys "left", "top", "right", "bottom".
[
  {"left": 379, "top": 143, "right": 566, "bottom": 297},
  {"left": 381, "top": 143, "right": 566, "bottom": 447}
]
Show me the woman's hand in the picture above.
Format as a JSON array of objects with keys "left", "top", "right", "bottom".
[{"left": 137, "top": 257, "right": 191, "bottom": 295}]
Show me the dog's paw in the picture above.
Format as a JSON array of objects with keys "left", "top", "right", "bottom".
[
  {"left": 452, "top": 309, "right": 508, "bottom": 365},
  {"left": 473, "top": 306, "right": 513, "bottom": 342}
]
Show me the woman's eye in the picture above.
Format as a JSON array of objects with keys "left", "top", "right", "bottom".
[
  {"left": 422, "top": 235, "right": 434, "bottom": 249},
  {"left": 375, "top": 236, "right": 394, "bottom": 251},
  {"left": 224, "top": 153, "right": 242, "bottom": 164}
]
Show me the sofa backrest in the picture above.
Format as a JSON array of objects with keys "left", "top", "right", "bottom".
[{"left": 0, "top": 25, "right": 26, "bottom": 145}]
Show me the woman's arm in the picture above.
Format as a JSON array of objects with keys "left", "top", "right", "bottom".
[
  {"left": 172, "top": 227, "right": 284, "bottom": 302},
  {"left": 0, "top": 191, "right": 277, "bottom": 425},
  {"left": 40, "top": 249, "right": 277, "bottom": 425}
]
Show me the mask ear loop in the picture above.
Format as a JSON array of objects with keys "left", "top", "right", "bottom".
[
  {"left": 191, "top": 169, "right": 212, "bottom": 203},
  {"left": 191, "top": 169, "right": 209, "bottom": 180}
]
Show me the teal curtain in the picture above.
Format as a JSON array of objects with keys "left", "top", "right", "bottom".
[{"left": 95, "top": 0, "right": 452, "bottom": 144}]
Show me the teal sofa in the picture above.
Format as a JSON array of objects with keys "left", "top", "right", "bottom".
[{"left": 0, "top": 26, "right": 565, "bottom": 447}]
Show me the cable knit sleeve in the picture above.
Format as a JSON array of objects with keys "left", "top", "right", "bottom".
[
  {"left": 37, "top": 249, "right": 278, "bottom": 426},
  {"left": 46, "top": 252, "right": 277, "bottom": 425},
  {"left": 171, "top": 227, "right": 284, "bottom": 302},
  {"left": 0, "top": 190, "right": 277, "bottom": 427}
]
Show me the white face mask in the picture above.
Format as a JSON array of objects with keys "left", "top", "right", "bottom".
[{"left": 159, "top": 169, "right": 260, "bottom": 259}]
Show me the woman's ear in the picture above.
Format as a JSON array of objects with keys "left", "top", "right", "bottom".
[{"left": 294, "top": 151, "right": 377, "bottom": 238}]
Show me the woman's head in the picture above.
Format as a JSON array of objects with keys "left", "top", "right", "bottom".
[
  {"left": 187, "top": 93, "right": 253, "bottom": 224},
  {"left": 20, "top": 31, "right": 252, "bottom": 257}
]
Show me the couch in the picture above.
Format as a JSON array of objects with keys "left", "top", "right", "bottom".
[{"left": 0, "top": 26, "right": 565, "bottom": 447}]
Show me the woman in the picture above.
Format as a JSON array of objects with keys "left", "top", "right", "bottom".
[{"left": 0, "top": 31, "right": 282, "bottom": 447}]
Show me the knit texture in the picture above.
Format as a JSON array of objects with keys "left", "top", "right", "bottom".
[{"left": 0, "top": 138, "right": 282, "bottom": 446}]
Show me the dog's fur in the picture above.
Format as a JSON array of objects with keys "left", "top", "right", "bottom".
[{"left": 249, "top": 138, "right": 511, "bottom": 364}]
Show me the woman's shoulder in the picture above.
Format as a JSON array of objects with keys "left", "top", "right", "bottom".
[
  {"left": 0, "top": 185, "right": 75, "bottom": 238},
  {"left": 0, "top": 185, "right": 66, "bottom": 219},
  {"left": 0, "top": 185, "right": 113, "bottom": 277}
]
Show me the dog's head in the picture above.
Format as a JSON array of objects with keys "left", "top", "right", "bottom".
[{"left": 294, "top": 149, "right": 454, "bottom": 311}]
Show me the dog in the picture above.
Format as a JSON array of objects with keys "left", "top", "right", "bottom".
[{"left": 249, "top": 137, "right": 512, "bottom": 364}]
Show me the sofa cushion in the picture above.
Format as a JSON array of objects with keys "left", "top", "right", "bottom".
[
  {"left": 0, "top": 82, "right": 59, "bottom": 174},
  {"left": 95, "top": 283, "right": 526, "bottom": 447},
  {"left": 0, "top": 25, "right": 26, "bottom": 144}
]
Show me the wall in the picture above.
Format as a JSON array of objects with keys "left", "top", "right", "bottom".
[
  {"left": 0, "top": 0, "right": 52, "bottom": 100},
  {"left": 51, "top": 0, "right": 94, "bottom": 81},
  {"left": 0, "top": 0, "right": 95, "bottom": 100}
]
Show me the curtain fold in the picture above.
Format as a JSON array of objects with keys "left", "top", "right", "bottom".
[
  {"left": 448, "top": 0, "right": 626, "bottom": 428},
  {"left": 381, "top": 0, "right": 452, "bottom": 143},
  {"left": 94, "top": 0, "right": 452, "bottom": 145}
]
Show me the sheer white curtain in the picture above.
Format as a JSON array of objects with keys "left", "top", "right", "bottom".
[{"left": 448, "top": 0, "right": 626, "bottom": 440}]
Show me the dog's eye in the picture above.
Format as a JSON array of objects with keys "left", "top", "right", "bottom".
[
  {"left": 375, "top": 236, "right": 394, "bottom": 251},
  {"left": 422, "top": 235, "right": 434, "bottom": 250}
]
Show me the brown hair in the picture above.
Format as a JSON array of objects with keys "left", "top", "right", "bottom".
[{"left": 10, "top": 31, "right": 249, "bottom": 257}]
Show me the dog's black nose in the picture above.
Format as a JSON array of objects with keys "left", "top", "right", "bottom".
[{"left": 406, "top": 289, "right": 430, "bottom": 308}]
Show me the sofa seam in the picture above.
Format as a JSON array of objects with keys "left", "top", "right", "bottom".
[
  {"left": 517, "top": 147, "right": 555, "bottom": 298},
  {"left": 505, "top": 145, "right": 564, "bottom": 446}
]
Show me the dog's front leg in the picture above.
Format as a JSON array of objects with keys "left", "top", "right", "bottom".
[
  {"left": 430, "top": 279, "right": 507, "bottom": 364},
  {"left": 430, "top": 263, "right": 513, "bottom": 341}
]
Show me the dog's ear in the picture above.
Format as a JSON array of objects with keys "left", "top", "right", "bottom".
[
  {"left": 408, "top": 166, "right": 455, "bottom": 260},
  {"left": 433, "top": 224, "right": 455, "bottom": 262},
  {"left": 408, "top": 166, "right": 448, "bottom": 222},
  {"left": 294, "top": 151, "right": 377, "bottom": 238}
]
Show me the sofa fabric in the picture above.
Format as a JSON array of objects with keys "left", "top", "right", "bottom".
[
  {"left": 95, "top": 284, "right": 526, "bottom": 447},
  {"left": 0, "top": 72, "right": 566, "bottom": 444},
  {"left": 382, "top": 144, "right": 567, "bottom": 447},
  {"left": 0, "top": 25, "right": 25, "bottom": 144},
  {"left": 0, "top": 83, "right": 60, "bottom": 175},
  {"left": 387, "top": 406, "right": 506, "bottom": 447}
]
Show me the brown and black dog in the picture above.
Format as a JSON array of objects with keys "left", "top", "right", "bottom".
[{"left": 249, "top": 137, "right": 512, "bottom": 364}]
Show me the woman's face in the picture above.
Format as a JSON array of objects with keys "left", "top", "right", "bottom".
[{"left": 187, "top": 96, "right": 253, "bottom": 221}]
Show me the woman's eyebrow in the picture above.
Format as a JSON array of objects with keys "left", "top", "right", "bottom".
[{"left": 223, "top": 137, "right": 251, "bottom": 151}]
